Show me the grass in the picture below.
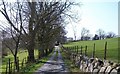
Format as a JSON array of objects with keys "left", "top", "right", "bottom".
[
  {"left": 61, "top": 49, "right": 81, "bottom": 72},
  {"left": 63, "top": 37, "right": 119, "bottom": 63},
  {"left": 20, "top": 51, "right": 54, "bottom": 74},
  {"left": 2, "top": 49, "right": 28, "bottom": 72},
  {"left": 1, "top": 49, "right": 52, "bottom": 73}
]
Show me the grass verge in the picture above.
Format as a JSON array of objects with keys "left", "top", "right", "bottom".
[
  {"left": 20, "top": 50, "right": 54, "bottom": 74},
  {"left": 2, "top": 49, "right": 38, "bottom": 72},
  {"left": 1, "top": 49, "right": 54, "bottom": 74},
  {"left": 61, "top": 50, "right": 81, "bottom": 72}
]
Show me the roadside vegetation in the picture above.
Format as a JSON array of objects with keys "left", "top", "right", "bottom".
[
  {"left": 2, "top": 49, "right": 54, "bottom": 73},
  {"left": 61, "top": 49, "right": 81, "bottom": 72}
]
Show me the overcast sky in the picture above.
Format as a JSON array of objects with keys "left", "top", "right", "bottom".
[{"left": 65, "top": 0, "right": 119, "bottom": 39}]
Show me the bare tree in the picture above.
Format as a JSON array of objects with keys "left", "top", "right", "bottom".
[
  {"left": 0, "top": 1, "right": 24, "bottom": 71},
  {"left": 1, "top": 29, "right": 9, "bottom": 57},
  {"left": 0, "top": 30, "right": 2, "bottom": 59},
  {"left": 0, "top": 0, "right": 81, "bottom": 62},
  {"left": 106, "top": 32, "right": 116, "bottom": 38},
  {"left": 36, "top": 1, "right": 79, "bottom": 57},
  {"left": 96, "top": 29, "right": 105, "bottom": 39},
  {"left": 81, "top": 27, "right": 89, "bottom": 40},
  {"left": 71, "top": 25, "right": 77, "bottom": 41}
]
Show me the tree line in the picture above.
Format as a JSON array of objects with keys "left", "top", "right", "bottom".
[
  {"left": 80, "top": 28, "right": 116, "bottom": 41},
  {"left": 0, "top": 0, "right": 80, "bottom": 72}
]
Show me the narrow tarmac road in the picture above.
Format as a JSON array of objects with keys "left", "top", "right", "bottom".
[{"left": 35, "top": 46, "right": 68, "bottom": 74}]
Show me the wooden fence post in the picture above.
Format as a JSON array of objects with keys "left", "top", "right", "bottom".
[
  {"left": 24, "top": 58, "right": 25, "bottom": 67},
  {"left": 76, "top": 46, "right": 77, "bottom": 54},
  {"left": 38, "top": 50, "right": 41, "bottom": 59},
  {"left": 72, "top": 47, "right": 74, "bottom": 53},
  {"left": 70, "top": 48, "right": 71, "bottom": 52},
  {"left": 75, "top": 46, "right": 76, "bottom": 53},
  {"left": 93, "top": 43, "right": 95, "bottom": 58},
  {"left": 21, "top": 58, "right": 24, "bottom": 69},
  {"left": 8, "top": 58, "right": 11, "bottom": 74},
  {"left": 73, "top": 47, "right": 74, "bottom": 52},
  {"left": 6, "top": 62, "right": 8, "bottom": 74},
  {"left": 10, "top": 62, "right": 12, "bottom": 73},
  {"left": 72, "top": 47, "right": 73, "bottom": 52},
  {"left": 77, "top": 46, "right": 78, "bottom": 54},
  {"left": 17, "top": 57, "right": 19, "bottom": 72},
  {"left": 81, "top": 46, "right": 82, "bottom": 55},
  {"left": 24, "top": 57, "right": 27, "bottom": 66},
  {"left": 104, "top": 41, "right": 107, "bottom": 60},
  {"left": 71, "top": 47, "right": 73, "bottom": 52},
  {"left": 85, "top": 46, "right": 87, "bottom": 56},
  {"left": 24, "top": 57, "right": 26, "bottom": 64},
  {"left": 69, "top": 47, "right": 71, "bottom": 53},
  {"left": 13, "top": 61, "right": 15, "bottom": 73},
  {"left": 73, "top": 46, "right": 75, "bottom": 53}
]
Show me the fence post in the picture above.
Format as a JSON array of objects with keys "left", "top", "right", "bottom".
[
  {"left": 21, "top": 58, "right": 24, "bottom": 69},
  {"left": 8, "top": 58, "right": 11, "bottom": 74},
  {"left": 24, "top": 58, "right": 26, "bottom": 66},
  {"left": 104, "top": 41, "right": 107, "bottom": 60},
  {"left": 93, "top": 43, "right": 95, "bottom": 58},
  {"left": 71, "top": 47, "right": 73, "bottom": 52},
  {"left": 13, "top": 61, "right": 15, "bottom": 73},
  {"left": 24, "top": 58, "right": 26, "bottom": 65},
  {"left": 70, "top": 48, "right": 71, "bottom": 52},
  {"left": 10, "top": 62, "right": 12, "bottom": 73},
  {"left": 81, "top": 46, "right": 82, "bottom": 55},
  {"left": 38, "top": 50, "right": 41, "bottom": 59},
  {"left": 74, "top": 46, "right": 76, "bottom": 54},
  {"left": 71, "top": 47, "right": 72, "bottom": 52},
  {"left": 85, "top": 46, "right": 87, "bottom": 56},
  {"left": 72, "top": 47, "right": 74, "bottom": 53},
  {"left": 73, "top": 46, "right": 75, "bottom": 53},
  {"left": 17, "top": 57, "right": 19, "bottom": 72},
  {"left": 69, "top": 47, "right": 71, "bottom": 53},
  {"left": 75, "top": 46, "right": 76, "bottom": 53},
  {"left": 6, "top": 62, "right": 8, "bottom": 74},
  {"left": 77, "top": 46, "right": 78, "bottom": 54},
  {"left": 24, "top": 58, "right": 25, "bottom": 67}
]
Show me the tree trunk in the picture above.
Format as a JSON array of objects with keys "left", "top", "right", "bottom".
[
  {"left": 38, "top": 50, "right": 41, "bottom": 59},
  {"left": 39, "top": 45, "right": 44, "bottom": 57},
  {"left": 38, "top": 45, "right": 44, "bottom": 59},
  {"left": 41, "top": 49, "right": 44, "bottom": 57},
  {"left": 45, "top": 49, "right": 48, "bottom": 56},
  {"left": 14, "top": 55, "right": 19, "bottom": 72},
  {"left": 27, "top": 34, "right": 35, "bottom": 62},
  {"left": 28, "top": 47, "right": 35, "bottom": 62}
]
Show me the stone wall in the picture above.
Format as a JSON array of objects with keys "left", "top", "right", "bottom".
[{"left": 63, "top": 47, "right": 120, "bottom": 74}]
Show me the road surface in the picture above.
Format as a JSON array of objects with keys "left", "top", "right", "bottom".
[{"left": 35, "top": 46, "right": 68, "bottom": 74}]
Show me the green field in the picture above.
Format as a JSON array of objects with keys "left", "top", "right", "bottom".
[
  {"left": 1, "top": 49, "right": 39, "bottom": 72},
  {"left": 1, "top": 49, "right": 54, "bottom": 73},
  {"left": 63, "top": 37, "right": 120, "bottom": 63}
]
